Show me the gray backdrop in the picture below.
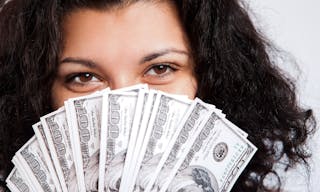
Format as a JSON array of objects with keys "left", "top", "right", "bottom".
[{"left": 248, "top": 1, "right": 320, "bottom": 191}]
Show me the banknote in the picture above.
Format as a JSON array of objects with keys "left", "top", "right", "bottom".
[
  {"left": 32, "top": 122, "right": 62, "bottom": 192},
  {"left": 40, "top": 107, "right": 78, "bottom": 192},
  {"left": 13, "top": 136, "right": 60, "bottom": 192},
  {"left": 65, "top": 92, "right": 104, "bottom": 192},
  {"left": 6, "top": 167, "right": 36, "bottom": 192},
  {"left": 99, "top": 89, "right": 145, "bottom": 192},
  {"left": 5, "top": 85, "right": 257, "bottom": 192},
  {"left": 132, "top": 91, "right": 192, "bottom": 192},
  {"left": 159, "top": 112, "right": 257, "bottom": 192},
  {"left": 120, "top": 90, "right": 157, "bottom": 192},
  {"left": 209, "top": 107, "right": 248, "bottom": 138},
  {"left": 144, "top": 98, "right": 214, "bottom": 192}
]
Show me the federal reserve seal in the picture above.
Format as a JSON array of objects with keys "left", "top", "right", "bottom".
[{"left": 213, "top": 142, "right": 228, "bottom": 162}]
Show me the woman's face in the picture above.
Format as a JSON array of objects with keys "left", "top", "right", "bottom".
[{"left": 51, "top": 1, "right": 197, "bottom": 109}]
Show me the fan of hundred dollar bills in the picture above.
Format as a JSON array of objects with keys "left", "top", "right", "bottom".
[{"left": 6, "top": 84, "right": 257, "bottom": 192}]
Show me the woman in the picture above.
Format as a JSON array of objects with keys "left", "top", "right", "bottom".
[{"left": 0, "top": 0, "right": 315, "bottom": 191}]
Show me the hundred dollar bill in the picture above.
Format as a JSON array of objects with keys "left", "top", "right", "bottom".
[
  {"left": 193, "top": 101, "right": 247, "bottom": 139},
  {"left": 159, "top": 112, "right": 257, "bottom": 192},
  {"left": 11, "top": 156, "right": 40, "bottom": 191},
  {"left": 40, "top": 107, "right": 78, "bottom": 192},
  {"left": 65, "top": 91, "right": 105, "bottom": 192},
  {"left": 132, "top": 91, "right": 192, "bottom": 192},
  {"left": 99, "top": 89, "right": 145, "bottom": 192},
  {"left": 13, "top": 136, "right": 60, "bottom": 192},
  {"left": 208, "top": 106, "right": 248, "bottom": 138},
  {"left": 6, "top": 167, "right": 36, "bottom": 192},
  {"left": 33, "top": 122, "right": 62, "bottom": 192},
  {"left": 120, "top": 90, "right": 157, "bottom": 192},
  {"left": 144, "top": 98, "right": 214, "bottom": 192}
]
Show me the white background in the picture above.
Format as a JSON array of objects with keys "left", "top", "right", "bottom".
[{"left": 247, "top": 0, "right": 320, "bottom": 191}]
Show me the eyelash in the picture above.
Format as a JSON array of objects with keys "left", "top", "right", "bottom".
[
  {"left": 144, "top": 63, "right": 177, "bottom": 77},
  {"left": 65, "top": 72, "right": 100, "bottom": 84}
]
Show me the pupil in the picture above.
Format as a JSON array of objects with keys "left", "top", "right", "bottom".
[
  {"left": 155, "top": 65, "right": 166, "bottom": 74},
  {"left": 79, "top": 73, "right": 92, "bottom": 82}
]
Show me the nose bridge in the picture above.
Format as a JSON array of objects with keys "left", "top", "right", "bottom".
[{"left": 109, "top": 70, "right": 138, "bottom": 90}]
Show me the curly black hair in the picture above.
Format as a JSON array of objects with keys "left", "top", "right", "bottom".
[{"left": 0, "top": 0, "right": 316, "bottom": 191}]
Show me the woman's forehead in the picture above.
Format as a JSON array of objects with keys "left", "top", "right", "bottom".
[
  {"left": 61, "top": 1, "right": 190, "bottom": 61},
  {"left": 61, "top": 0, "right": 167, "bottom": 14}
]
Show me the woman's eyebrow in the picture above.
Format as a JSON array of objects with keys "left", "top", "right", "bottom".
[
  {"left": 140, "top": 49, "right": 189, "bottom": 64},
  {"left": 60, "top": 49, "right": 189, "bottom": 67},
  {"left": 60, "top": 57, "right": 98, "bottom": 68}
]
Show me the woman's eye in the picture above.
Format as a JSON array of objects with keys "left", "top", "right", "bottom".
[
  {"left": 145, "top": 64, "right": 176, "bottom": 77},
  {"left": 67, "top": 73, "right": 100, "bottom": 84},
  {"left": 64, "top": 72, "right": 104, "bottom": 93}
]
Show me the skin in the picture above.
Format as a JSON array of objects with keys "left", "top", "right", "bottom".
[{"left": 51, "top": 1, "right": 197, "bottom": 109}]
